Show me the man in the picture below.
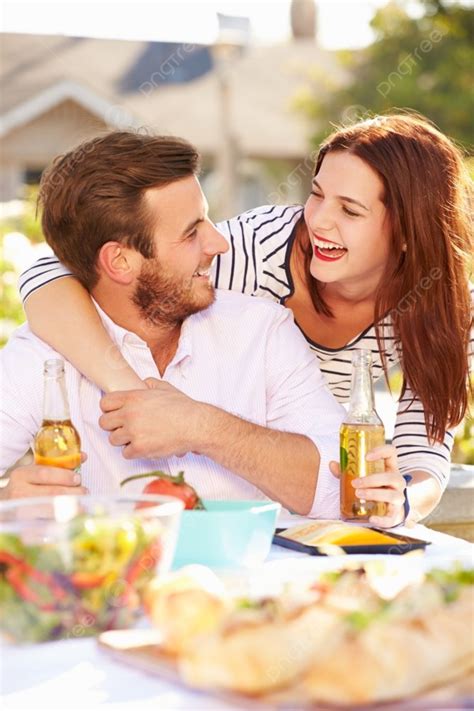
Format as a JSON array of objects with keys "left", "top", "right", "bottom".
[{"left": 0, "top": 131, "right": 344, "bottom": 516}]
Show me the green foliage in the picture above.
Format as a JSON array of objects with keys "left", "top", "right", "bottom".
[
  {"left": 0, "top": 251, "right": 26, "bottom": 347},
  {"left": 1, "top": 187, "right": 44, "bottom": 244},
  {"left": 298, "top": 0, "right": 474, "bottom": 150},
  {"left": 0, "top": 187, "right": 44, "bottom": 345},
  {"left": 452, "top": 413, "right": 474, "bottom": 465},
  {"left": 465, "top": 157, "right": 474, "bottom": 181}
]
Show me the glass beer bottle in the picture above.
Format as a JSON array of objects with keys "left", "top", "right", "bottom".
[
  {"left": 34, "top": 359, "right": 81, "bottom": 471},
  {"left": 340, "top": 349, "right": 387, "bottom": 521}
]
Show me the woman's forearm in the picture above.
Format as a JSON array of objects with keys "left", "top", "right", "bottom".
[
  {"left": 407, "top": 470, "right": 444, "bottom": 522},
  {"left": 24, "top": 277, "right": 144, "bottom": 392}
]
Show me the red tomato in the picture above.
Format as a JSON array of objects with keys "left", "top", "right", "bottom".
[
  {"left": 141, "top": 478, "right": 199, "bottom": 509},
  {"left": 121, "top": 470, "right": 205, "bottom": 510}
]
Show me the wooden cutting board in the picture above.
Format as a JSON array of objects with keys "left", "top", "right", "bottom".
[{"left": 98, "top": 629, "right": 474, "bottom": 710}]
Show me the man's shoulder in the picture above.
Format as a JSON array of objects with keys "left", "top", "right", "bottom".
[
  {"left": 210, "top": 289, "right": 287, "bottom": 319},
  {"left": 1, "top": 325, "right": 83, "bottom": 399},
  {"left": 1, "top": 322, "right": 62, "bottom": 366},
  {"left": 190, "top": 290, "right": 291, "bottom": 334}
]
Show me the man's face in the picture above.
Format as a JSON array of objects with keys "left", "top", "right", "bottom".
[{"left": 132, "top": 176, "right": 229, "bottom": 325}]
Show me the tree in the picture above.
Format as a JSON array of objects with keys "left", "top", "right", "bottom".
[{"left": 296, "top": 0, "right": 474, "bottom": 150}]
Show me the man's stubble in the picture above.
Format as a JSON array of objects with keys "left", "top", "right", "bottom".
[{"left": 132, "top": 256, "right": 215, "bottom": 327}]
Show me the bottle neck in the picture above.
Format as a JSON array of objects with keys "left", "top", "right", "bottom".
[
  {"left": 346, "top": 361, "right": 381, "bottom": 424},
  {"left": 43, "top": 371, "right": 71, "bottom": 422}
]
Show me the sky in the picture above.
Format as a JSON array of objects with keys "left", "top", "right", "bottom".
[{"left": 2, "top": 0, "right": 410, "bottom": 50}]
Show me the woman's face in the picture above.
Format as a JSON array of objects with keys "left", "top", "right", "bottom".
[{"left": 304, "top": 151, "right": 392, "bottom": 294}]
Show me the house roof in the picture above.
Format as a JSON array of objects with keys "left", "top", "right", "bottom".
[
  {"left": 0, "top": 79, "right": 141, "bottom": 137},
  {"left": 0, "top": 32, "right": 345, "bottom": 159}
]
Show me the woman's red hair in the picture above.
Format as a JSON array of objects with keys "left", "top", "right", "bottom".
[{"left": 302, "top": 113, "right": 472, "bottom": 443}]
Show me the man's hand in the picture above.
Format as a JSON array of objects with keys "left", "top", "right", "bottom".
[
  {"left": 1, "top": 455, "right": 88, "bottom": 500},
  {"left": 329, "top": 445, "right": 415, "bottom": 528},
  {"left": 99, "top": 383, "right": 206, "bottom": 459},
  {"left": 100, "top": 384, "right": 320, "bottom": 515}
]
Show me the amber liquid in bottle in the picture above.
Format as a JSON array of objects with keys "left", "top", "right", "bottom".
[
  {"left": 340, "top": 350, "right": 387, "bottom": 521},
  {"left": 34, "top": 359, "right": 81, "bottom": 471}
]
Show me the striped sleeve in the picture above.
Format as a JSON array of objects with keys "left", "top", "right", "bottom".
[
  {"left": 214, "top": 204, "right": 302, "bottom": 297},
  {"left": 18, "top": 254, "right": 73, "bottom": 303},
  {"left": 394, "top": 287, "right": 473, "bottom": 492},
  {"left": 392, "top": 382, "right": 453, "bottom": 492},
  {"left": 214, "top": 212, "right": 261, "bottom": 295}
]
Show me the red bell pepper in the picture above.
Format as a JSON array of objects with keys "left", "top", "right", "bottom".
[
  {"left": 0, "top": 550, "right": 66, "bottom": 601},
  {"left": 125, "top": 540, "right": 162, "bottom": 586},
  {"left": 5, "top": 566, "right": 56, "bottom": 611},
  {"left": 70, "top": 572, "right": 107, "bottom": 589}
]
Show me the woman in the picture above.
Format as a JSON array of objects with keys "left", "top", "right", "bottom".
[{"left": 19, "top": 113, "right": 473, "bottom": 527}]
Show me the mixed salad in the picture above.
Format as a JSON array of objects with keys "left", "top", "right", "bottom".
[{"left": 0, "top": 514, "right": 163, "bottom": 643}]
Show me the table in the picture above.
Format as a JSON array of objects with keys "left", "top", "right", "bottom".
[{"left": 2, "top": 525, "right": 473, "bottom": 711}]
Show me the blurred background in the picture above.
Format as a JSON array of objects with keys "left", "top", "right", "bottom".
[{"left": 0, "top": 0, "right": 473, "bottom": 484}]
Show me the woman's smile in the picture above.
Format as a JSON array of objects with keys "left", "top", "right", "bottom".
[
  {"left": 313, "top": 235, "right": 348, "bottom": 261},
  {"left": 305, "top": 152, "right": 391, "bottom": 291}
]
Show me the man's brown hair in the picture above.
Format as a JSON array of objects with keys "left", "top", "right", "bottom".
[{"left": 38, "top": 130, "right": 200, "bottom": 289}]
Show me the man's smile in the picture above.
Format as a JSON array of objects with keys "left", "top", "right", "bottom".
[{"left": 192, "top": 267, "right": 212, "bottom": 279}]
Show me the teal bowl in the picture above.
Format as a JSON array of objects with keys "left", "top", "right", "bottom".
[{"left": 172, "top": 500, "right": 281, "bottom": 569}]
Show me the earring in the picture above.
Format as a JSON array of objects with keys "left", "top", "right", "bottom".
[{"left": 401, "top": 243, "right": 407, "bottom": 252}]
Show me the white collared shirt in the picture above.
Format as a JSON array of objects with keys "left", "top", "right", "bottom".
[{"left": 0, "top": 290, "right": 345, "bottom": 517}]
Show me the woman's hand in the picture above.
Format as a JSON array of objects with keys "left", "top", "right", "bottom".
[
  {"left": 329, "top": 444, "right": 414, "bottom": 528},
  {"left": 1, "top": 452, "right": 89, "bottom": 500}
]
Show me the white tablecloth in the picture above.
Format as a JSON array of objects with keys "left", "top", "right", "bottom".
[{"left": 1, "top": 525, "right": 473, "bottom": 711}]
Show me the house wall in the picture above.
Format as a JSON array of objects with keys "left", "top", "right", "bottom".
[
  {"left": 1, "top": 100, "right": 108, "bottom": 199},
  {"left": 0, "top": 99, "right": 311, "bottom": 209},
  {"left": 202, "top": 157, "right": 310, "bottom": 221},
  {"left": 0, "top": 164, "right": 23, "bottom": 202}
]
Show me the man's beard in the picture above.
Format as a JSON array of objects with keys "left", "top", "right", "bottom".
[{"left": 132, "top": 257, "right": 215, "bottom": 326}]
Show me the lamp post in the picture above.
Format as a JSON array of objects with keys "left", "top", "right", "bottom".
[{"left": 211, "top": 17, "right": 248, "bottom": 221}]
